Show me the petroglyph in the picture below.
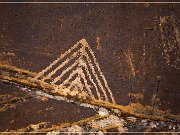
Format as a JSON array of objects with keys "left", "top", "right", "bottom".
[
  {"left": 96, "top": 36, "right": 102, "bottom": 51},
  {"left": 159, "top": 15, "right": 180, "bottom": 70},
  {"left": 86, "top": 43, "right": 115, "bottom": 103},
  {"left": 34, "top": 40, "right": 84, "bottom": 80},
  {"left": 42, "top": 51, "right": 81, "bottom": 81},
  {"left": 141, "top": 45, "right": 146, "bottom": 76},
  {"left": 52, "top": 60, "right": 79, "bottom": 84},
  {"left": 125, "top": 49, "right": 136, "bottom": 78},
  {"left": 33, "top": 39, "right": 115, "bottom": 104}
]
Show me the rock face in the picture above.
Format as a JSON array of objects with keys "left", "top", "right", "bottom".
[
  {"left": 98, "top": 108, "right": 109, "bottom": 116},
  {"left": 0, "top": 81, "right": 97, "bottom": 131},
  {"left": 89, "top": 115, "right": 125, "bottom": 130},
  {"left": 0, "top": 3, "right": 179, "bottom": 115},
  {"left": 67, "top": 125, "right": 83, "bottom": 133}
]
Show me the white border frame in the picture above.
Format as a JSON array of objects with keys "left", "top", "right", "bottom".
[{"left": 0, "top": 1, "right": 180, "bottom": 3}]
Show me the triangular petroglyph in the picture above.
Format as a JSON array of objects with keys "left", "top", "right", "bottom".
[{"left": 34, "top": 39, "right": 115, "bottom": 103}]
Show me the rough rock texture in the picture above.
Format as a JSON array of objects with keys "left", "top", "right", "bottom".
[
  {"left": 0, "top": 81, "right": 96, "bottom": 131},
  {"left": 0, "top": 3, "right": 179, "bottom": 132}
]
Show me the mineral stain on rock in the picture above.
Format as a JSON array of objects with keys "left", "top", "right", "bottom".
[{"left": 159, "top": 15, "right": 180, "bottom": 70}]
